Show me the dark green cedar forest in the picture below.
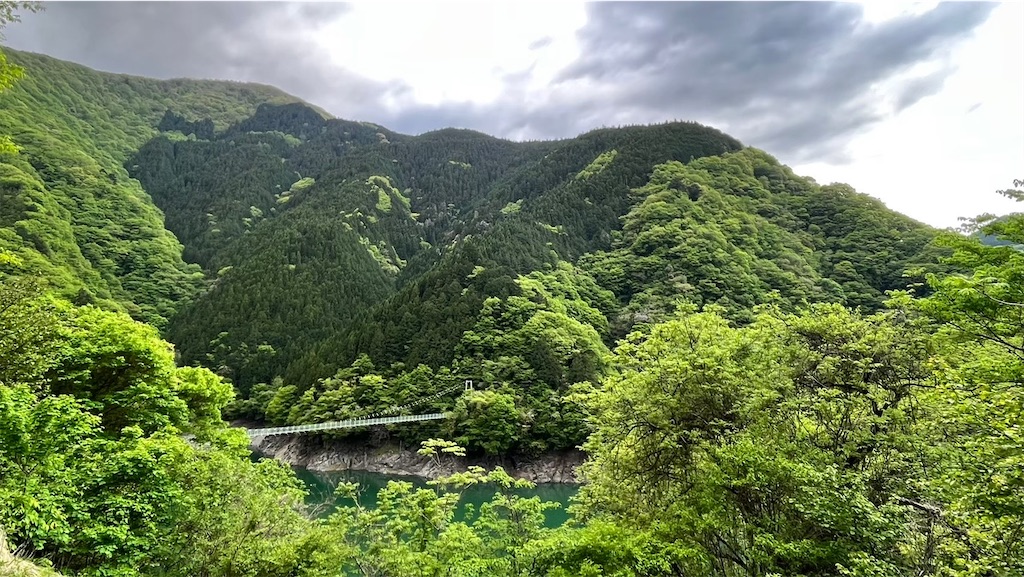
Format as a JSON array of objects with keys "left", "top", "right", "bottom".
[{"left": 2, "top": 18, "right": 1023, "bottom": 577}]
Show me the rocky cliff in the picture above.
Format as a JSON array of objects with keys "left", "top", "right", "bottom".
[{"left": 251, "top": 435, "right": 583, "bottom": 484}]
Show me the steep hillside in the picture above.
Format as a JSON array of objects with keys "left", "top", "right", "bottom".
[
  {"left": 0, "top": 49, "right": 317, "bottom": 327},
  {"left": 126, "top": 103, "right": 558, "bottom": 387},
  {"left": 121, "top": 98, "right": 943, "bottom": 458},
  {"left": 0, "top": 50, "right": 944, "bottom": 456},
  {"left": 581, "top": 149, "right": 944, "bottom": 324},
  {"left": 295, "top": 121, "right": 748, "bottom": 379},
  {"left": 128, "top": 111, "right": 745, "bottom": 388},
  {"left": 285, "top": 132, "right": 942, "bottom": 388}
]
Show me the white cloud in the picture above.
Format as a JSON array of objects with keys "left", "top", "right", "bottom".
[
  {"left": 793, "top": 2, "right": 1024, "bottom": 228},
  {"left": 857, "top": 1, "right": 942, "bottom": 25},
  {"left": 315, "top": 2, "right": 586, "bottom": 107}
]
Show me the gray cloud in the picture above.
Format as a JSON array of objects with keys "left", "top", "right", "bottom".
[
  {"left": 1, "top": 1, "right": 998, "bottom": 164},
  {"left": 528, "top": 36, "right": 552, "bottom": 50},
  {"left": 894, "top": 66, "right": 954, "bottom": 113},
  {"left": 535, "top": 1, "right": 996, "bottom": 162},
  {"left": 2, "top": 1, "right": 395, "bottom": 118}
]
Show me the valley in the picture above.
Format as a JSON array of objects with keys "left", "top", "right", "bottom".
[{"left": 2, "top": 38, "right": 1023, "bottom": 577}]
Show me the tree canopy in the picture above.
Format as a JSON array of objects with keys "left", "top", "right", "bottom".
[{"left": 1, "top": 41, "right": 1019, "bottom": 577}]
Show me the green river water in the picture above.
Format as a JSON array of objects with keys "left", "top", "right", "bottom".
[{"left": 292, "top": 468, "right": 579, "bottom": 528}]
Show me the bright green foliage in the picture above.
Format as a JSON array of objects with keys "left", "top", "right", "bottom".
[
  {"left": 0, "top": 135, "right": 15, "bottom": 155},
  {"left": 368, "top": 175, "right": 409, "bottom": 213},
  {"left": 902, "top": 181, "right": 1024, "bottom": 573},
  {"left": 444, "top": 466, "right": 559, "bottom": 575},
  {"left": 172, "top": 366, "right": 235, "bottom": 434},
  {"left": 0, "top": 383, "right": 321, "bottom": 577},
  {"left": 500, "top": 199, "right": 523, "bottom": 215},
  {"left": 581, "top": 149, "right": 939, "bottom": 332},
  {"left": 0, "top": 384, "right": 100, "bottom": 556},
  {"left": 328, "top": 475, "right": 479, "bottom": 575},
  {"left": 910, "top": 339, "right": 1024, "bottom": 574},
  {"left": 0, "top": 277, "right": 336, "bottom": 577},
  {"left": 521, "top": 520, "right": 682, "bottom": 577},
  {"left": 575, "top": 149, "right": 618, "bottom": 180},
  {"left": 45, "top": 304, "right": 189, "bottom": 433},
  {"left": 450, "top": 389, "right": 522, "bottom": 455},
  {"left": 574, "top": 303, "right": 1006, "bottom": 575},
  {"left": 295, "top": 440, "right": 691, "bottom": 576},
  {"left": 458, "top": 264, "right": 613, "bottom": 387},
  {"left": 145, "top": 449, "right": 323, "bottom": 577},
  {"left": 0, "top": 45, "right": 20, "bottom": 155},
  {"left": 805, "top": 182, "right": 945, "bottom": 310},
  {"left": 244, "top": 356, "right": 465, "bottom": 441},
  {"left": 0, "top": 50, "right": 19, "bottom": 92},
  {"left": 0, "top": 280, "right": 234, "bottom": 439},
  {"left": 289, "top": 176, "right": 315, "bottom": 192}
]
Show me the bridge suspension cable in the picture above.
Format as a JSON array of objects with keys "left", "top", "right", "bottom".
[{"left": 244, "top": 379, "right": 474, "bottom": 439}]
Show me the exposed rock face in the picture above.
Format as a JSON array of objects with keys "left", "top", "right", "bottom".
[{"left": 250, "top": 435, "right": 584, "bottom": 484}]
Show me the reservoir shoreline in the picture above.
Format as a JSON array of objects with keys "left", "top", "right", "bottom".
[{"left": 249, "top": 432, "right": 584, "bottom": 484}]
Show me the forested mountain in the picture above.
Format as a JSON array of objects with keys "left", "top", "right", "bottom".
[
  {"left": 0, "top": 48, "right": 944, "bottom": 455},
  {"left": 5, "top": 37, "right": 1024, "bottom": 577},
  {"left": 0, "top": 49, "right": 316, "bottom": 327},
  {"left": 124, "top": 101, "right": 941, "bottom": 417}
]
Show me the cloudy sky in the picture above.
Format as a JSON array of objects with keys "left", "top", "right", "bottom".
[{"left": 3, "top": 1, "right": 1021, "bottom": 228}]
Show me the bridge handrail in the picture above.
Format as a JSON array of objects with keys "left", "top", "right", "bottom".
[
  {"left": 246, "top": 412, "right": 449, "bottom": 438},
  {"left": 243, "top": 379, "right": 474, "bottom": 439}
]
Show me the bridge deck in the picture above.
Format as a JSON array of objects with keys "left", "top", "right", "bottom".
[{"left": 246, "top": 412, "right": 448, "bottom": 438}]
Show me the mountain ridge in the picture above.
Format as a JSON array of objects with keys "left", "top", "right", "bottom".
[
  {"left": 0, "top": 48, "right": 321, "bottom": 327},
  {"left": 0, "top": 48, "right": 944, "bottom": 456}
]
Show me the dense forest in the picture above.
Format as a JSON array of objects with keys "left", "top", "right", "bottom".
[
  {"left": 123, "top": 103, "right": 942, "bottom": 456},
  {"left": 2, "top": 8, "right": 1023, "bottom": 576}
]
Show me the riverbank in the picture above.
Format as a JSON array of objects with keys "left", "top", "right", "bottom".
[{"left": 249, "top": 434, "right": 584, "bottom": 484}]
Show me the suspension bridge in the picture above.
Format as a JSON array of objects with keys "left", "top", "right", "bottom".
[{"left": 244, "top": 380, "right": 474, "bottom": 439}]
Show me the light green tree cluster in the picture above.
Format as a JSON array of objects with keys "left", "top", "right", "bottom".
[{"left": 571, "top": 181, "right": 1024, "bottom": 575}]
